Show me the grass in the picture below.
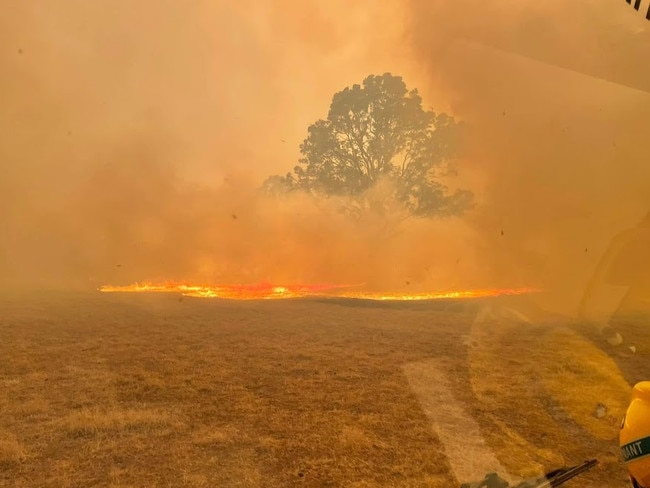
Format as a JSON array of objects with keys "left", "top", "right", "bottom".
[
  {"left": 63, "top": 407, "right": 178, "bottom": 438},
  {"left": 0, "top": 292, "right": 641, "bottom": 486},
  {"left": 0, "top": 434, "right": 28, "bottom": 469}
]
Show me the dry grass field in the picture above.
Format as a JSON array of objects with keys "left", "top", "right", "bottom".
[{"left": 0, "top": 292, "right": 641, "bottom": 487}]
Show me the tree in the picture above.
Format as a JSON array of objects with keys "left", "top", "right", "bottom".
[{"left": 265, "top": 73, "right": 473, "bottom": 218}]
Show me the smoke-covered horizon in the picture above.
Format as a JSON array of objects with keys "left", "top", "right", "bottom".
[
  {"left": 2, "top": 1, "right": 650, "bottom": 315},
  {"left": 405, "top": 0, "right": 650, "bottom": 312}
]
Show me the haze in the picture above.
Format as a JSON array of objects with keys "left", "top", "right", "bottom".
[{"left": 2, "top": 0, "right": 649, "bottom": 316}]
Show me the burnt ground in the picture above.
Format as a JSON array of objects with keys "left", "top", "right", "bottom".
[{"left": 0, "top": 292, "right": 640, "bottom": 487}]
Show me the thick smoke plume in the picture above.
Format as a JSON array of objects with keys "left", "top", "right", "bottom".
[
  {"left": 407, "top": 0, "right": 650, "bottom": 314},
  {"left": 1, "top": 1, "right": 471, "bottom": 293},
  {"left": 2, "top": 1, "right": 650, "bottom": 315}
]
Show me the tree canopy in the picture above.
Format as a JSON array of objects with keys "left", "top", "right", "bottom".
[{"left": 264, "top": 73, "right": 473, "bottom": 218}]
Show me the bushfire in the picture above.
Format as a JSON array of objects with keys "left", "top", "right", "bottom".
[{"left": 100, "top": 282, "right": 538, "bottom": 301}]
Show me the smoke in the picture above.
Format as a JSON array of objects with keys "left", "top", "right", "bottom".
[
  {"left": 3, "top": 1, "right": 650, "bottom": 313},
  {"left": 2, "top": 1, "right": 469, "bottom": 292},
  {"left": 406, "top": 0, "right": 650, "bottom": 313}
]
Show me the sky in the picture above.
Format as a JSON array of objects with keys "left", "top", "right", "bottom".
[
  {"left": 407, "top": 0, "right": 650, "bottom": 311},
  {"left": 1, "top": 1, "right": 650, "bottom": 315}
]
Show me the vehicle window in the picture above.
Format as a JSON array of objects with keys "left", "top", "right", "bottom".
[{"left": 1, "top": 2, "right": 649, "bottom": 486}]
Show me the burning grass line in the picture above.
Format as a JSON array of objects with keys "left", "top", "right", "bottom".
[{"left": 100, "top": 281, "right": 540, "bottom": 301}]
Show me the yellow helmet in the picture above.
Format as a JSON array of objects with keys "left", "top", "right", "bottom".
[{"left": 621, "top": 382, "right": 650, "bottom": 487}]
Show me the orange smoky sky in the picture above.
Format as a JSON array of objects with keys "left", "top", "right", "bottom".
[
  {"left": 2, "top": 1, "right": 650, "bottom": 314},
  {"left": 406, "top": 0, "right": 650, "bottom": 312}
]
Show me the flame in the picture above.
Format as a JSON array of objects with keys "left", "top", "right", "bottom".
[
  {"left": 340, "top": 288, "right": 538, "bottom": 301},
  {"left": 100, "top": 281, "right": 539, "bottom": 301}
]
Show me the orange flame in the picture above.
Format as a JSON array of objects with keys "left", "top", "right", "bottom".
[{"left": 100, "top": 281, "right": 539, "bottom": 301}]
